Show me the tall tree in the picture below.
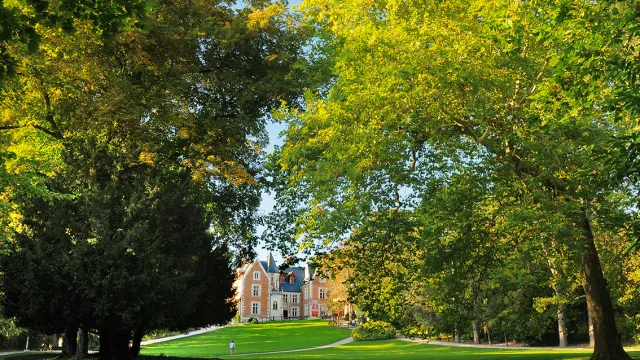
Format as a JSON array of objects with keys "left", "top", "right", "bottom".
[
  {"left": 269, "top": 1, "right": 636, "bottom": 358},
  {"left": 1, "top": 1, "right": 309, "bottom": 359}
]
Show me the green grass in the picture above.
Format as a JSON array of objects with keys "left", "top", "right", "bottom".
[
  {"left": 237, "top": 340, "right": 640, "bottom": 360},
  {"left": 0, "top": 353, "right": 58, "bottom": 360},
  {"left": 140, "top": 319, "right": 352, "bottom": 358},
  {"left": 141, "top": 320, "right": 640, "bottom": 359}
]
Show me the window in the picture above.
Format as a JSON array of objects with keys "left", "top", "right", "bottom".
[
  {"left": 280, "top": 273, "right": 285, "bottom": 282},
  {"left": 304, "top": 288, "right": 308, "bottom": 300},
  {"left": 319, "top": 288, "right": 326, "bottom": 300},
  {"left": 304, "top": 304, "right": 309, "bottom": 316},
  {"left": 289, "top": 273, "right": 295, "bottom": 284},
  {"left": 292, "top": 294, "right": 298, "bottom": 304},
  {"left": 253, "top": 271, "right": 260, "bottom": 280},
  {"left": 251, "top": 302, "right": 259, "bottom": 314},
  {"left": 252, "top": 285, "right": 260, "bottom": 297},
  {"left": 273, "top": 301, "right": 278, "bottom": 310},
  {"left": 283, "top": 294, "right": 288, "bottom": 303},
  {"left": 291, "top": 307, "right": 298, "bottom": 317}
]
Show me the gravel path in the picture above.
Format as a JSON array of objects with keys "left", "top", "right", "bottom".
[{"left": 398, "top": 337, "right": 592, "bottom": 351}]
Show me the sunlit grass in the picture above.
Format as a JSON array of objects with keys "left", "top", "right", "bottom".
[
  {"left": 141, "top": 320, "right": 640, "bottom": 359},
  {"left": 140, "top": 319, "right": 351, "bottom": 358},
  {"left": 232, "top": 340, "right": 640, "bottom": 360}
]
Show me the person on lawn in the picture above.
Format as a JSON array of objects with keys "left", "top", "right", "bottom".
[{"left": 230, "top": 340, "right": 236, "bottom": 355}]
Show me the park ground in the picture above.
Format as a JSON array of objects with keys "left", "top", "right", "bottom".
[
  {"left": 138, "top": 319, "right": 640, "bottom": 360},
  {"left": 3, "top": 320, "right": 640, "bottom": 360}
]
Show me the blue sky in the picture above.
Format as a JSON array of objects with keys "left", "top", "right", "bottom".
[
  {"left": 252, "top": 0, "right": 305, "bottom": 265},
  {"left": 254, "top": 121, "right": 287, "bottom": 264}
]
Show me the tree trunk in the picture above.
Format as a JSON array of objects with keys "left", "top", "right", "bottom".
[
  {"left": 558, "top": 303, "right": 568, "bottom": 347},
  {"left": 454, "top": 328, "right": 460, "bottom": 343},
  {"left": 112, "top": 331, "right": 131, "bottom": 360},
  {"left": 130, "top": 328, "right": 144, "bottom": 357},
  {"left": 581, "top": 211, "right": 631, "bottom": 360},
  {"left": 78, "top": 327, "right": 89, "bottom": 357},
  {"left": 99, "top": 330, "right": 113, "bottom": 360},
  {"left": 62, "top": 325, "right": 78, "bottom": 357},
  {"left": 472, "top": 321, "right": 480, "bottom": 344},
  {"left": 587, "top": 301, "right": 595, "bottom": 348},
  {"left": 487, "top": 326, "right": 491, "bottom": 345},
  {"left": 541, "top": 241, "right": 569, "bottom": 348}
]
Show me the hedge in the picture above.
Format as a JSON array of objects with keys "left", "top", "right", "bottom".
[{"left": 352, "top": 321, "right": 395, "bottom": 341}]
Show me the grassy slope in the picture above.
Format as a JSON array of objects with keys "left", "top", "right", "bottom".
[
  {"left": 140, "top": 320, "right": 352, "bottom": 358},
  {"left": 231, "top": 340, "right": 640, "bottom": 360}
]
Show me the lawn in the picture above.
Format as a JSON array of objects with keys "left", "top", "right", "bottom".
[
  {"left": 236, "top": 340, "right": 640, "bottom": 360},
  {"left": 140, "top": 319, "right": 352, "bottom": 358}
]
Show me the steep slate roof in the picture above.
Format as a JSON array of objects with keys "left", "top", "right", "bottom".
[
  {"left": 268, "top": 253, "right": 279, "bottom": 272},
  {"left": 279, "top": 266, "right": 305, "bottom": 293},
  {"left": 258, "top": 252, "right": 279, "bottom": 274}
]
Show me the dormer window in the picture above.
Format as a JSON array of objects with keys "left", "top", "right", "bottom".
[
  {"left": 289, "top": 272, "right": 295, "bottom": 284},
  {"left": 280, "top": 273, "right": 285, "bottom": 283}
]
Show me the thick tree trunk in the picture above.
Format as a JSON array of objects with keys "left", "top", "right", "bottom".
[
  {"left": 487, "top": 327, "right": 491, "bottom": 345},
  {"left": 558, "top": 304, "right": 568, "bottom": 347},
  {"left": 113, "top": 332, "right": 131, "bottom": 360},
  {"left": 587, "top": 302, "right": 595, "bottom": 348},
  {"left": 472, "top": 321, "right": 480, "bottom": 344},
  {"left": 130, "top": 329, "right": 144, "bottom": 357},
  {"left": 99, "top": 330, "right": 112, "bottom": 360},
  {"left": 78, "top": 327, "right": 89, "bottom": 357},
  {"left": 99, "top": 329, "right": 132, "bottom": 360},
  {"left": 581, "top": 211, "right": 631, "bottom": 360},
  {"left": 62, "top": 325, "right": 78, "bottom": 357}
]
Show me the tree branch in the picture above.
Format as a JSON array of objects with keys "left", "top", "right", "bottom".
[
  {"left": 0, "top": 125, "right": 22, "bottom": 131},
  {"left": 35, "top": 75, "right": 64, "bottom": 140},
  {"left": 0, "top": 123, "right": 62, "bottom": 139}
]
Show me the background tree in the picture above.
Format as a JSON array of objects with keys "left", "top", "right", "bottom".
[{"left": 267, "top": 1, "right": 639, "bottom": 358}]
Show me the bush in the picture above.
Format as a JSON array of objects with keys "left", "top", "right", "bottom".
[
  {"left": 143, "top": 329, "right": 183, "bottom": 341},
  {"left": 401, "top": 324, "right": 431, "bottom": 339},
  {"left": 352, "top": 320, "right": 395, "bottom": 341},
  {"left": 248, "top": 317, "right": 259, "bottom": 324}
]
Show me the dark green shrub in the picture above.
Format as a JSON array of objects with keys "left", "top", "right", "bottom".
[
  {"left": 248, "top": 317, "right": 259, "bottom": 324},
  {"left": 352, "top": 320, "right": 395, "bottom": 341}
]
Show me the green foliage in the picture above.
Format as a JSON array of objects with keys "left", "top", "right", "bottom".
[
  {"left": 0, "top": 0, "right": 148, "bottom": 85},
  {"left": 401, "top": 324, "right": 432, "bottom": 340},
  {"left": 352, "top": 321, "right": 395, "bottom": 342},
  {"left": 249, "top": 318, "right": 259, "bottom": 324},
  {"left": 266, "top": 0, "right": 640, "bottom": 355},
  {"left": 0, "top": 1, "right": 310, "bottom": 359}
]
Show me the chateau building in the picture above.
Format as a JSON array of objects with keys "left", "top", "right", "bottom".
[{"left": 234, "top": 253, "right": 329, "bottom": 322}]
